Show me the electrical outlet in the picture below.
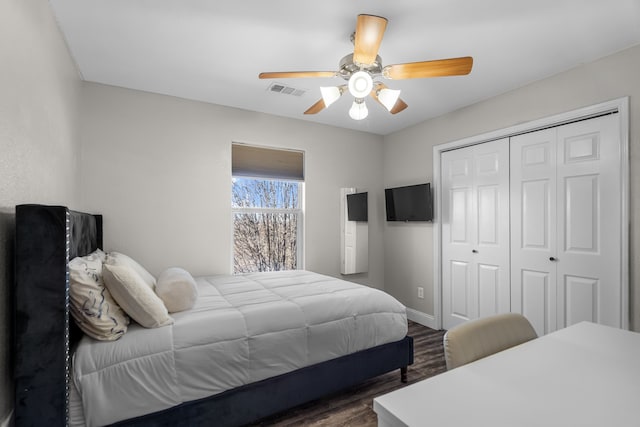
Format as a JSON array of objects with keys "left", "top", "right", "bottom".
[{"left": 417, "top": 287, "right": 424, "bottom": 299}]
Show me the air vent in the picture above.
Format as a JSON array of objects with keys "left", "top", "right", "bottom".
[{"left": 267, "top": 83, "right": 307, "bottom": 97}]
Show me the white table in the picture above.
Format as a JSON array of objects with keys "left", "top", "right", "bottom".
[{"left": 374, "top": 322, "right": 640, "bottom": 427}]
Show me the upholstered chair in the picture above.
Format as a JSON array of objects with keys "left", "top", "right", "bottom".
[{"left": 443, "top": 313, "right": 538, "bottom": 370}]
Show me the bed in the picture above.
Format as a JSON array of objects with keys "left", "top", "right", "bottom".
[{"left": 13, "top": 204, "right": 414, "bottom": 426}]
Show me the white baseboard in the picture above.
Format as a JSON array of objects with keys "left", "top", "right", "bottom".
[
  {"left": 406, "top": 308, "right": 438, "bottom": 330},
  {"left": 1, "top": 410, "right": 13, "bottom": 427}
]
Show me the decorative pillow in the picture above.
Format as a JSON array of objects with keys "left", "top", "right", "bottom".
[
  {"left": 105, "top": 251, "right": 157, "bottom": 290},
  {"left": 156, "top": 268, "right": 199, "bottom": 313},
  {"left": 69, "top": 249, "right": 130, "bottom": 341},
  {"left": 102, "top": 263, "right": 174, "bottom": 328}
]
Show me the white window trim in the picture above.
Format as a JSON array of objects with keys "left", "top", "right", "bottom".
[{"left": 230, "top": 178, "right": 305, "bottom": 273}]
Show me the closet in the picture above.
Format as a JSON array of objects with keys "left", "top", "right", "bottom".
[{"left": 440, "top": 109, "right": 626, "bottom": 335}]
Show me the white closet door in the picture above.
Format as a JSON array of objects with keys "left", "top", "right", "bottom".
[
  {"left": 511, "top": 114, "right": 622, "bottom": 335},
  {"left": 442, "top": 138, "right": 510, "bottom": 330},
  {"left": 555, "top": 115, "right": 621, "bottom": 329},
  {"left": 442, "top": 147, "right": 475, "bottom": 330},
  {"left": 510, "top": 129, "right": 558, "bottom": 336}
]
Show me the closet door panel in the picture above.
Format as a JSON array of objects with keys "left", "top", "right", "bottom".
[
  {"left": 510, "top": 129, "right": 557, "bottom": 335},
  {"left": 450, "top": 260, "right": 471, "bottom": 320},
  {"left": 442, "top": 139, "right": 509, "bottom": 329},
  {"left": 564, "top": 175, "right": 598, "bottom": 252},
  {"left": 477, "top": 185, "right": 499, "bottom": 245},
  {"left": 474, "top": 140, "right": 511, "bottom": 315},
  {"left": 450, "top": 188, "right": 471, "bottom": 243},
  {"left": 442, "top": 149, "right": 476, "bottom": 329},
  {"left": 521, "top": 180, "right": 551, "bottom": 249},
  {"left": 521, "top": 269, "right": 552, "bottom": 335},
  {"left": 478, "top": 263, "right": 499, "bottom": 318},
  {"left": 564, "top": 275, "right": 599, "bottom": 325},
  {"left": 556, "top": 115, "right": 621, "bottom": 329}
]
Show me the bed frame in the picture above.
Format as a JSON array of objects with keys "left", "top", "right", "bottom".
[{"left": 13, "top": 204, "right": 414, "bottom": 427}]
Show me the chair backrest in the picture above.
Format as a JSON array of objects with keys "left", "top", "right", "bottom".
[{"left": 443, "top": 313, "right": 538, "bottom": 370}]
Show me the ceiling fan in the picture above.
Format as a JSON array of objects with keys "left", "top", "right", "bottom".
[{"left": 259, "top": 14, "right": 473, "bottom": 120}]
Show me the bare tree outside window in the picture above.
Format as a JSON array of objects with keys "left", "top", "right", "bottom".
[{"left": 232, "top": 177, "right": 301, "bottom": 273}]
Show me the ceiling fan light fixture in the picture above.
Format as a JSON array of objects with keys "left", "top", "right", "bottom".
[
  {"left": 377, "top": 88, "right": 401, "bottom": 111},
  {"left": 320, "top": 86, "right": 342, "bottom": 107},
  {"left": 260, "top": 14, "right": 474, "bottom": 120},
  {"left": 349, "top": 99, "right": 368, "bottom": 121},
  {"left": 348, "top": 71, "right": 373, "bottom": 98}
]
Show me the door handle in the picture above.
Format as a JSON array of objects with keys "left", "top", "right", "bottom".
[
  {"left": 472, "top": 249, "right": 478, "bottom": 253},
  {"left": 549, "top": 257, "right": 557, "bottom": 261}
]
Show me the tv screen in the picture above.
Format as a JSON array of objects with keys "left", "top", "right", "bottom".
[
  {"left": 347, "top": 192, "right": 368, "bottom": 222},
  {"left": 385, "top": 183, "right": 432, "bottom": 221}
]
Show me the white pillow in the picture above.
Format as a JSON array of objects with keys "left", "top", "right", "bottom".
[
  {"left": 105, "top": 251, "right": 156, "bottom": 290},
  {"left": 69, "top": 249, "right": 130, "bottom": 340},
  {"left": 156, "top": 268, "right": 199, "bottom": 313},
  {"left": 102, "top": 263, "right": 173, "bottom": 328}
]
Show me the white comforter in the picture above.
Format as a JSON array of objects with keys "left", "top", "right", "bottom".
[{"left": 72, "top": 270, "right": 408, "bottom": 426}]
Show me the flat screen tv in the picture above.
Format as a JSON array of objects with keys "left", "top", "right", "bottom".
[
  {"left": 347, "top": 192, "right": 368, "bottom": 222},
  {"left": 385, "top": 183, "right": 432, "bottom": 221}
]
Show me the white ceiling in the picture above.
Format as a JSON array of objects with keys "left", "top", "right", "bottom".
[{"left": 49, "top": 0, "right": 640, "bottom": 135}]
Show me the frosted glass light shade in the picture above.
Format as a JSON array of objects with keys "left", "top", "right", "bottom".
[
  {"left": 349, "top": 99, "right": 368, "bottom": 120},
  {"left": 377, "top": 88, "right": 401, "bottom": 111},
  {"left": 348, "top": 71, "right": 373, "bottom": 98},
  {"left": 320, "top": 86, "right": 342, "bottom": 107}
]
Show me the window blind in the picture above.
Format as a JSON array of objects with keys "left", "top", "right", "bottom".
[{"left": 232, "top": 143, "right": 304, "bottom": 181}]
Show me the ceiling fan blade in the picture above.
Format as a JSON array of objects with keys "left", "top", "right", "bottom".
[
  {"left": 304, "top": 99, "right": 327, "bottom": 115},
  {"left": 383, "top": 56, "right": 473, "bottom": 80},
  {"left": 389, "top": 98, "right": 408, "bottom": 114},
  {"left": 353, "top": 14, "right": 388, "bottom": 66},
  {"left": 370, "top": 83, "right": 408, "bottom": 114},
  {"left": 259, "top": 71, "right": 337, "bottom": 79}
]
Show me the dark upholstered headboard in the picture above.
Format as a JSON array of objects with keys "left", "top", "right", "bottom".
[{"left": 14, "top": 205, "right": 102, "bottom": 427}]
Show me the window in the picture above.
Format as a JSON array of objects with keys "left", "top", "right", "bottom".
[{"left": 231, "top": 144, "right": 304, "bottom": 274}]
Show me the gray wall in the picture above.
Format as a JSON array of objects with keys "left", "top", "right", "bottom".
[
  {"left": 77, "top": 82, "right": 385, "bottom": 286},
  {"left": 0, "top": 0, "right": 81, "bottom": 418},
  {"left": 383, "top": 43, "right": 640, "bottom": 331}
]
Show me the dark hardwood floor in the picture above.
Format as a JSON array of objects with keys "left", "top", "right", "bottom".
[{"left": 252, "top": 321, "right": 447, "bottom": 426}]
